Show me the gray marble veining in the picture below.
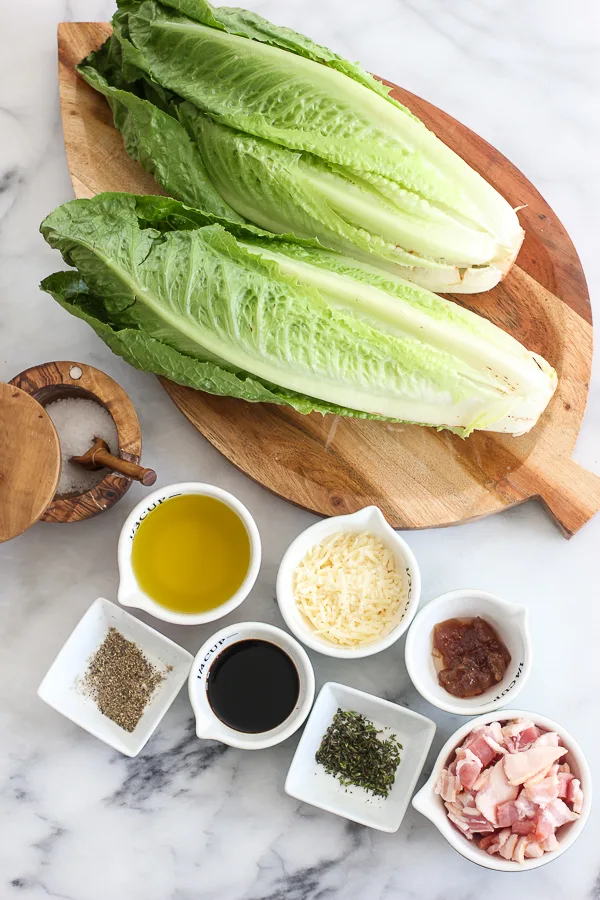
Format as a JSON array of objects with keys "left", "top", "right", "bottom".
[{"left": 1, "top": 1, "right": 599, "bottom": 898}]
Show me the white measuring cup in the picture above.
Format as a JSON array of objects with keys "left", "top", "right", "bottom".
[
  {"left": 189, "top": 621, "right": 315, "bottom": 749},
  {"left": 117, "top": 482, "right": 261, "bottom": 625}
]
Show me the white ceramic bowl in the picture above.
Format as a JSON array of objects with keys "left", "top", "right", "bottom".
[
  {"left": 285, "top": 681, "right": 436, "bottom": 832},
  {"left": 118, "top": 482, "right": 261, "bottom": 625},
  {"left": 189, "top": 621, "right": 315, "bottom": 750},
  {"left": 38, "top": 598, "right": 193, "bottom": 757},
  {"left": 276, "top": 506, "right": 421, "bottom": 658},
  {"left": 412, "top": 709, "right": 592, "bottom": 871},
  {"left": 405, "top": 589, "right": 532, "bottom": 715}
]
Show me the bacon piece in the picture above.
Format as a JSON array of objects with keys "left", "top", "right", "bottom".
[
  {"left": 558, "top": 762, "right": 571, "bottom": 774},
  {"left": 447, "top": 812, "right": 473, "bottom": 840},
  {"left": 478, "top": 834, "right": 497, "bottom": 851},
  {"left": 546, "top": 798, "right": 579, "bottom": 827},
  {"left": 502, "top": 720, "right": 540, "bottom": 753},
  {"left": 485, "top": 827, "right": 512, "bottom": 856},
  {"left": 497, "top": 827, "right": 512, "bottom": 849},
  {"left": 455, "top": 790, "right": 474, "bottom": 808},
  {"left": 513, "top": 835, "right": 529, "bottom": 863},
  {"left": 541, "top": 833, "right": 560, "bottom": 853},
  {"left": 482, "top": 721, "right": 507, "bottom": 756},
  {"left": 524, "top": 841, "right": 544, "bottom": 858},
  {"left": 499, "top": 832, "right": 519, "bottom": 859},
  {"left": 532, "top": 798, "right": 578, "bottom": 842},
  {"left": 512, "top": 819, "right": 536, "bottom": 835},
  {"left": 503, "top": 746, "right": 567, "bottom": 786},
  {"left": 464, "top": 728, "right": 498, "bottom": 767},
  {"left": 473, "top": 767, "right": 491, "bottom": 792},
  {"left": 524, "top": 767, "right": 560, "bottom": 807},
  {"left": 436, "top": 768, "right": 459, "bottom": 803},
  {"left": 497, "top": 801, "right": 519, "bottom": 827},
  {"left": 567, "top": 778, "right": 584, "bottom": 814},
  {"left": 446, "top": 801, "right": 495, "bottom": 836},
  {"left": 532, "top": 731, "right": 559, "bottom": 748},
  {"left": 515, "top": 791, "right": 538, "bottom": 820},
  {"left": 466, "top": 815, "right": 496, "bottom": 833},
  {"left": 557, "top": 771, "right": 574, "bottom": 799},
  {"left": 455, "top": 747, "right": 483, "bottom": 791},
  {"left": 475, "top": 759, "right": 518, "bottom": 825}
]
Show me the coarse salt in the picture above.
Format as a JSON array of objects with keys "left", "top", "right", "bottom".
[{"left": 45, "top": 397, "right": 119, "bottom": 496}]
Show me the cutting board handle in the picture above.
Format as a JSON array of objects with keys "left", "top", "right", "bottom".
[{"left": 520, "top": 455, "right": 600, "bottom": 538}]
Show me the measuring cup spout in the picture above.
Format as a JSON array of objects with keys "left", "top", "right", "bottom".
[{"left": 194, "top": 711, "right": 218, "bottom": 741}]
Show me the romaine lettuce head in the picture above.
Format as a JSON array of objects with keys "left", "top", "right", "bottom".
[
  {"left": 40, "top": 193, "right": 555, "bottom": 435},
  {"left": 76, "top": 0, "right": 524, "bottom": 293}
]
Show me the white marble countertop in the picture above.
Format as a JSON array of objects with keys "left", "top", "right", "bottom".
[{"left": 1, "top": 1, "right": 599, "bottom": 897}]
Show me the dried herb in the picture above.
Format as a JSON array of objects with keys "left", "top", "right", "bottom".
[
  {"left": 82, "top": 627, "right": 165, "bottom": 732},
  {"left": 315, "top": 708, "right": 402, "bottom": 798}
]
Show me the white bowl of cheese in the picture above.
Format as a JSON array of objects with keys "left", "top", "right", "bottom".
[{"left": 276, "top": 506, "right": 421, "bottom": 658}]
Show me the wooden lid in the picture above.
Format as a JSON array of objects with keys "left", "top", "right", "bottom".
[{"left": 0, "top": 383, "right": 61, "bottom": 542}]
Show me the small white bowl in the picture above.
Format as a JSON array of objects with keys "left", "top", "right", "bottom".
[
  {"left": 405, "top": 589, "right": 532, "bottom": 715},
  {"left": 118, "top": 482, "right": 261, "bottom": 625},
  {"left": 285, "top": 682, "right": 435, "bottom": 832},
  {"left": 276, "top": 506, "right": 421, "bottom": 658},
  {"left": 38, "top": 598, "right": 193, "bottom": 757},
  {"left": 189, "top": 621, "right": 315, "bottom": 750},
  {"left": 412, "top": 709, "right": 592, "bottom": 871}
]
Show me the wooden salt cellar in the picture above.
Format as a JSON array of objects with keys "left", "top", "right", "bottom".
[{"left": 4, "top": 361, "right": 144, "bottom": 532}]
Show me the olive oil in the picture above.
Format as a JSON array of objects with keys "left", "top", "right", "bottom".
[{"left": 131, "top": 495, "right": 251, "bottom": 614}]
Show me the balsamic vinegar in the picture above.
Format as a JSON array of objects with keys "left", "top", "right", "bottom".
[{"left": 207, "top": 639, "right": 299, "bottom": 733}]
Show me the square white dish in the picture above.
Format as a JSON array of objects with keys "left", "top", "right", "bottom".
[
  {"left": 285, "top": 682, "right": 436, "bottom": 832},
  {"left": 38, "top": 597, "right": 193, "bottom": 756}
]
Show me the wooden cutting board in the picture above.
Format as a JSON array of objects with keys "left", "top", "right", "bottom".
[{"left": 57, "top": 22, "right": 600, "bottom": 537}]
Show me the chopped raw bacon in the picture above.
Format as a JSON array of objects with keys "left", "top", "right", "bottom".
[
  {"left": 546, "top": 798, "right": 579, "bottom": 827},
  {"left": 478, "top": 833, "right": 497, "bottom": 851},
  {"left": 445, "top": 801, "right": 495, "bottom": 837},
  {"left": 532, "top": 799, "right": 579, "bottom": 842},
  {"left": 464, "top": 728, "right": 498, "bottom": 767},
  {"left": 497, "top": 801, "right": 519, "bottom": 827},
  {"left": 499, "top": 832, "right": 519, "bottom": 859},
  {"left": 512, "top": 819, "right": 536, "bottom": 835},
  {"left": 473, "top": 768, "right": 491, "bottom": 792},
  {"left": 513, "top": 835, "right": 529, "bottom": 864},
  {"left": 455, "top": 747, "right": 483, "bottom": 791},
  {"left": 440, "top": 719, "right": 583, "bottom": 865},
  {"left": 557, "top": 771, "right": 574, "bottom": 799},
  {"left": 524, "top": 841, "right": 544, "bottom": 859},
  {"left": 541, "top": 833, "right": 560, "bottom": 853},
  {"left": 502, "top": 720, "right": 540, "bottom": 753},
  {"left": 567, "top": 778, "right": 584, "bottom": 814},
  {"left": 524, "top": 767, "right": 560, "bottom": 807},
  {"left": 532, "top": 731, "right": 559, "bottom": 748},
  {"left": 515, "top": 791, "right": 537, "bottom": 820},
  {"left": 435, "top": 768, "right": 459, "bottom": 803},
  {"left": 503, "top": 746, "right": 567, "bottom": 786},
  {"left": 475, "top": 759, "right": 518, "bottom": 825}
]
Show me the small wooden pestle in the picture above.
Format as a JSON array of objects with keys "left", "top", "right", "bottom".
[{"left": 71, "top": 438, "right": 157, "bottom": 486}]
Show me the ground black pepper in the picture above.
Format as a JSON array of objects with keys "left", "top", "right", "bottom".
[
  {"left": 82, "top": 627, "right": 165, "bottom": 732},
  {"left": 316, "top": 708, "right": 402, "bottom": 798}
]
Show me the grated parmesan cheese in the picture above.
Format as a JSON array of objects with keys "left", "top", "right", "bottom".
[{"left": 293, "top": 530, "right": 407, "bottom": 647}]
